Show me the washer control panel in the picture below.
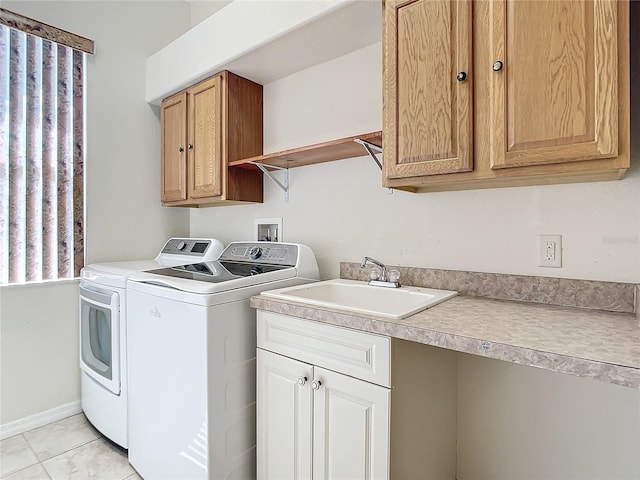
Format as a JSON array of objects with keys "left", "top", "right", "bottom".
[
  {"left": 220, "top": 243, "right": 298, "bottom": 266},
  {"left": 161, "top": 238, "right": 213, "bottom": 257}
]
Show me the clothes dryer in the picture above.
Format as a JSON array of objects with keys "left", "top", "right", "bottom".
[{"left": 79, "top": 238, "right": 224, "bottom": 448}]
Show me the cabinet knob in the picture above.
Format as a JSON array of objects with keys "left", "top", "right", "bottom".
[
  {"left": 178, "top": 146, "right": 184, "bottom": 153},
  {"left": 311, "top": 380, "right": 322, "bottom": 391},
  {"left": 187, "top": 144, "right": 193, "bottom": 150},
  {"left": 456, "top": 71, "right": 467, "bottom": 82},
  {"left": 297, "top": 376, "right": 307, "bottom": 386},
  {"left": 492, "top": 61, "right": 504, "bottom": 72}
]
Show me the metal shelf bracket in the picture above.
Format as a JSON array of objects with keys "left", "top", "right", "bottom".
[
  {"left": 354, "top": 138, "right": 383, "bottom": 170},
  {"left": 249, "top": 162, "right": 289, "bottom": 202}
]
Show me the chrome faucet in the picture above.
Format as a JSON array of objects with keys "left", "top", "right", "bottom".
[{"left": 360, "top": 256, "right": 400, "bottom": 288}]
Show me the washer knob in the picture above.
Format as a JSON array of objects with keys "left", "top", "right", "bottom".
[
  {"left": 176, "top": 241, "right": 186, "bottom": 251},
  {"left": 248, "top": 246, "right": 262, "bottom": 260}
]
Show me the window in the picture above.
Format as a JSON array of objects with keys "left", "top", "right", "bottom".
[{"left": 0, "top": 10, "right": 93, "bottom": 284}]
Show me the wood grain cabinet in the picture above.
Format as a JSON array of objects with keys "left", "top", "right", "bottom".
[
  {"left": 160, "top": 71, "right": 263, "bottom": 206},
  {"left": 384, "top": 0, "right": 473, "bottom": 180},
  {"left": 383, "top": 0, "right": 630, "bottom": 192}
]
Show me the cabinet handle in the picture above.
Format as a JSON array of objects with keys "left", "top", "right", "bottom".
[
  {"left": 492, "top": 61, "right": 504, "bottom": 72},
  {"left": 297, "top": 376, "right": 307, "bottom": 386},
  {"left": 187, "top": 144, "right": 193, "bottom": 150},
  {"left": 311, "top": 380, "right": 322, "bottom": 391},
  {"left": 456, "top": 71, "right": 467, "bottom": 82},
  {"left": 178, "top": 146, "right": 184, "bottom": 153}
]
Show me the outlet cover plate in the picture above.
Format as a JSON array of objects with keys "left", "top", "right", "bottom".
[{"left": 539, "top": 234, "right": 562, "bottom": 268}]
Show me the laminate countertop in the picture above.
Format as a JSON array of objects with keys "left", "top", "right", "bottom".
[{"left": 250, "top": 292, "right": 640, "bottom": 390}]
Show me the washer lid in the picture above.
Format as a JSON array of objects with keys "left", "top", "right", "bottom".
[
  {"left": 131, "top": 260, "right": 298, "bottom": 294},
  {"left": 127, "top": 241, "right": 319, "bottom": 295},
  {"left": 152, "top": 260, "right": 290, "bottom": 281}
]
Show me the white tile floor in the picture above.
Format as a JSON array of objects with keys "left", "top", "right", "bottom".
[{"left": 0, "top": 414, "right": 139, "bottom": 480}]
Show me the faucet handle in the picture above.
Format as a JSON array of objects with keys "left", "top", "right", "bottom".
[
  {"left": 388, "top": 269, "right": 401, "bottom": 283},
  {"left": 368, "top": 267, "right": 381, "bottom": 281}
]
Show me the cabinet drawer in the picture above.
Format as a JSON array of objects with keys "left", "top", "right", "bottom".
[{"left": 257, "top": 311, "right": 391, "bottom": 387}]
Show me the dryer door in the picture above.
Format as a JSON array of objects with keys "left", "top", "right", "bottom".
[{"left": 79, "top": 284, "right": 121, "bottom": 394}]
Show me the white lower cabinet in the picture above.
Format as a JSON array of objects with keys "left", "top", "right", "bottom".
[
  {"left": 257, "top": 349, "right": 313, "bottom": 479},
  {"left": 257, "top": 349, "right": 390, "bottom": 479},
  {"left": 312, "top": 366, "right": 390, "bottom": 480},
  {"left": 256, "top": 311, "right": 457, "bottom": 480}
]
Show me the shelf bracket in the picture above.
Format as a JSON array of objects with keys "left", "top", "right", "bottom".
[
  {"left": 250, "top": 162, "right": 289, "bottom": 202},
  {"left": 354, "top": 138, "right": 383, "bottom": 171}
]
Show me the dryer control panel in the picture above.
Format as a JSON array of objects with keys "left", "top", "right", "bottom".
[
  {"left": 220, "top": 242, "right": 298, "bottom": 266},
  {"left": 161, "top": 238, "right": 214, "bottom": 257}
]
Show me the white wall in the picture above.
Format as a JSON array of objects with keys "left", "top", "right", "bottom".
[
  {"left": 457, "top": 354, "right": 640, "bottom": 479},
  {"left": 0, "top": 281, "right": 80, "bottom": 427},
  {"left": 0, "top": 1, "right": 191, "bottom": 426},
  {"left": 190, "top": 41, "right": 640, "bottom": 284},
  {"left": 188, "top": 0, "right": 232, "bottom": 27}
]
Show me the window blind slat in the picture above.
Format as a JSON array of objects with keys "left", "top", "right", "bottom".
[
  {"left": 25, "top": 34, "right": 42, "bottom": 282},
  {"left": 8, "top": 28, "right": 26, "bottom": 283},
  {"left": 72, "top": 49, "right": 83, "bottom": 278},
  {"left": 56, "top": 44, "right": 72, "bottom": 279},
  {"left": 41, "top": 39, "right": 57, "bottom": 281},
  {"left": 0, "top": 27, "right": 10, "bottom": 283}
]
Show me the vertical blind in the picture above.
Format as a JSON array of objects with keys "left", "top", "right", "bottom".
[{"left": 0, "top": 23, "right": 85, "bottom": 284}]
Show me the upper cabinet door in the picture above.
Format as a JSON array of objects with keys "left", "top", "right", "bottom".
[
  {"left": 489, "top": 0, "right": 618, "bottom": 169},
  {"left": 187, "top": 75, "right": 223, "bottom": 199},
  {"left": 160, "top": 93, "right": 187, "bottom": 202},
  {"left": 384, "top": 0, "right": 473, "bottom": 180}
]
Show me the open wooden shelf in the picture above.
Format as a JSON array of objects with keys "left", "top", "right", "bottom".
[{"left": 229, "top": 131, "right": 382, "bottom": 169}]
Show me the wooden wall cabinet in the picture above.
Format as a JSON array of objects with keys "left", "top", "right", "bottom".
[
  {"left": 160, "top": 71, "right": 263, "bottom": 207},
  {"left": 383, "top": 0, "right": 630, "bottom": 192}
]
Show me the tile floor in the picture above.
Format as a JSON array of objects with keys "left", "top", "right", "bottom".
[{"left": 0, "top": 414, "right": 139, "bottom": 480}]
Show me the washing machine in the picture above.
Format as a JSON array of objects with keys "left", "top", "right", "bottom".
[
  {"left": 78, "top": 238, "right": 224, "bottom": 449},
  {"left": 126, "top": 241, "right": 319, "bottom": 479}
]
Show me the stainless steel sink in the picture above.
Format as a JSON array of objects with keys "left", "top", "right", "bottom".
[{"left": 261, "top": 279, "right": 457, "bottom": 319}]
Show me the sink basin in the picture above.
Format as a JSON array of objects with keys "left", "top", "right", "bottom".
[{"left": 261, "top": 279, "right": 457, "bottom": 319}]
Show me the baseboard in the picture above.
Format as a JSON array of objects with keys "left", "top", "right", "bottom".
[{"left": 0, "top": 400, "right": 82, "bottom": 440}]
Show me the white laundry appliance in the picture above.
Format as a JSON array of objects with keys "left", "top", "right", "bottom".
[
  {"left": 78, "top": 238, "right": 224, "bottom": 449},
  {"left": 126, "top": 242, "right": 319, "bottom": 480}
]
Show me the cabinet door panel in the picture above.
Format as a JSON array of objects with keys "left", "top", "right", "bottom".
[
  {"left": 313, "top": 368, "right": 390, "bottom": 480},
  {"left": 490, "top": 0, "right": 618, "bottom": 168},
  {"left": 188, "top": 75, "right": 222, "bottom": 198},
  {"left": 384, "top": 0, "right": 473, "bottom": 180},
  {"left": 160, "top": 93, "right": 187, "bottom": 202},
  {"left": 257, "top": 349, "right": 312, "bottom": 480}
]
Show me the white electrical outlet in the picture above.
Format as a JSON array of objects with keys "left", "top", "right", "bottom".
[{"left": 539, "top": 234, "right": 562, "bottom": 267}]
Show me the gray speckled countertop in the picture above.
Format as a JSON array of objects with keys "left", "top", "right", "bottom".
[{"left": 250, "top": 293, "right": 640, "bottom": 389}]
